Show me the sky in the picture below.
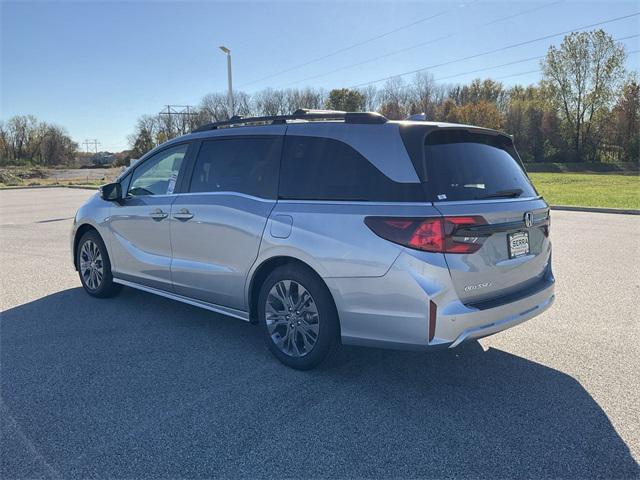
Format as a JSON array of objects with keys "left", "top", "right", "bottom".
[{"left": 1, "top": 0, "right": 639, "bottom": 152}]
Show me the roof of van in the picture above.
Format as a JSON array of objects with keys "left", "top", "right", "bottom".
[{"left": 190, "top": 110, "right": 507, "bottom": 137}]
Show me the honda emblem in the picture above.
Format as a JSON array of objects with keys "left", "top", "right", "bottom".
[{"left": 524, "top": 211, "right": 534, "bottom": 228}]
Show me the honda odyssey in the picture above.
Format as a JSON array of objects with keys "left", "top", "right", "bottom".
[{"left": 71, "top": 109, "right": 555, "bottom": 369}]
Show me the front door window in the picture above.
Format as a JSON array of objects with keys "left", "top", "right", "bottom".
[{"left": 128, "top": 144, "right": 188, "bottom": 196}]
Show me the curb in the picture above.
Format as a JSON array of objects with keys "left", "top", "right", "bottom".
[
  {"left": 0, "top": 185, "right": 59, "bottom": 190},
  {"left": 550, "top": 205, "right": 640, "bottom": 215},
  {"left": 0, "top": 185, "right": 99, "bottom": 191}
]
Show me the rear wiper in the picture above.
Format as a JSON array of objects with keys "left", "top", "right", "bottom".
[{"left": 477, "top": 188, "right": 523, "bottom": 200}]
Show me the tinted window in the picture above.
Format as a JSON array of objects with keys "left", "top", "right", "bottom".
[
  {"left": 424, "top": 130, "right": 537, "bottom": 202},
  {"left": 279, "top": 136, "right": 424, "bottom": 202},
  {"left": 128, "top": 144, "right": 187, "bottom": 196},
  {"left": 189, "top": 137, "right": 280, "bottom": 198}
]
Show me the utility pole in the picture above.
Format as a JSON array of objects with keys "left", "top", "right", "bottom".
[
  {"left": 83, "top": 139, "right": 99, "bottom": 154},
  {"left": 219, "top": 46, "right": 234, "bottom": 117},
  {"left": 159, "top": 105, "right": 198, "bottom": 134}
]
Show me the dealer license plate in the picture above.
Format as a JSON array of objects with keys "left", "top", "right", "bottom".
[{"left": 508, "top": 231, "right": 530, "bottom": 258}]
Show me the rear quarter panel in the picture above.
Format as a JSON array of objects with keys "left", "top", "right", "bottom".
[{"left": 254, "top": 201, "right": 443, "bottom": 278}]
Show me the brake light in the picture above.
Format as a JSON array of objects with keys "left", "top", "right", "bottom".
[{"left": 364, "top": 216, "right": 486, "bottom": 254}]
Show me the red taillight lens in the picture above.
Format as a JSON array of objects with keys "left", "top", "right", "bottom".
[
  {"left": 408, "top": 218, "right": 443, "bottom": 252},
  {"left": 365, "top": 216, "right": 486, "bottom": 254},
  {"left": 442, "top": 216, "right": 487, "bottom": 253}
]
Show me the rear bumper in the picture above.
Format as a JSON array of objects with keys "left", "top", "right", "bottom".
[
  {"left": 446, "top": 283, "right": 554, "bottom": 348},
  {"left": 326, "top": 249, "right": 555, "bottom": 351}
]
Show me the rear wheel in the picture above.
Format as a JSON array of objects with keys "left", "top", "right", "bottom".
[
  {"left": 76, "top": 230, "right": 121, "bottom": 298},
  {"left": 258, "top": 265, "right": 339, "bottom": 370}
]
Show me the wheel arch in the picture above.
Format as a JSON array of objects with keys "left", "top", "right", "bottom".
[
  {"left": 247, "top": 256, "right": 339, "bottom": 333},
  {"left": 73, "top": 223, "right": 100, "bottom": 270}
]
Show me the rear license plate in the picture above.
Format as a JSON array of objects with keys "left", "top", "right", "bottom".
[{"left": 508, "top": 231, "right": 530, "bottom": 258}]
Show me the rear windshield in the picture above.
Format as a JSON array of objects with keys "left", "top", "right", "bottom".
[{"left": 423, "top": 130, "right": 537, "bottom": 202}]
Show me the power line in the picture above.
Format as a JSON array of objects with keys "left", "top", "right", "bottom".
[
  {"left": 277, "top": 0, "right": 566, "bottom": 89},
  {"left": 494, "top": 69, "right": 542, "bottom": 81},
  {"left": 350, "top": 11, "right": 640, "bottom": 88},
  {"left": 159, "top": 105, "right": 199, "bottom": 135},
  {"left": 240, "top": 1, "right": 480, "bottom": 87},
  {"left": 432, "top": 33, "right": 639, "bottom": 83},
  {"left": 491, "top": 49, "right": 639, "bottom": 81},
  {"left": 614, "top": 33, "right": 640, "bottom": 42},
  {"left": 159, "top": 105, "right": 198, "bottom": 117},
  {"left": 482, "top": 0, "right": 565, "bottom": 27},
  {"left": 281, "top": 33, "right": 454, "bottom": 88},
  {"left": 434, "top": 56, "right": 544, "bottom": 82}
]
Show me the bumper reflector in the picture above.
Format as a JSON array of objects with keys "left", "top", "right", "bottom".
[{"left": 429, "top": 300, "right": 437, "bottom": 342}]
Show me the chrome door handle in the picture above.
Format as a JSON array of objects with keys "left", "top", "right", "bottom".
[
  {"left": 150, "top": 208, "right": 168, "bottom": 220},
  {"left": 173, "top": 208, "right": 193, "bottom": 220}
]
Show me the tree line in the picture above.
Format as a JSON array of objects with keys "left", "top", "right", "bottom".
[
  {"left": 0, "top": 115, "right": 78, "bottom": 166},
  {"left": 1, "top": 30, "right": 636, "bottom": 167},
  {"left": 129, "top": 30, "right": 638, "bottom": 164}
]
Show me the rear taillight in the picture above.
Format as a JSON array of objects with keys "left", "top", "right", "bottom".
[{"left": 364, "top": 216, "right": 486, "bottom": 254}]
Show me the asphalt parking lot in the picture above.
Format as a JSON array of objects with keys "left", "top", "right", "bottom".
[{"left": 1, "top": 187, "right": 639, "bottom": 479}]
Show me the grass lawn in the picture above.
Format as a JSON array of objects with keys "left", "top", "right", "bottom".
[
  {"left": 529, "top": 172, "right": 640, "bottom": 210},
  {"left": 2, "top": 166, "right": 638, "bottom": 210}
]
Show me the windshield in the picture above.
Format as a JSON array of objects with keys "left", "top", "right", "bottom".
[{"left": 423, "top": 130, "right": 537, "bottom": 202}]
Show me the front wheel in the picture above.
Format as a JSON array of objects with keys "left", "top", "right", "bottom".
[
  {"left": 76, "top": 230, "right": 121, "bottom": 298},
  {"left": 258, "top": 265, "right": 340, "bottom": 370}
]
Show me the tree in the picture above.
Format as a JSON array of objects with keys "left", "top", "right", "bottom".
[
  {"left": 450, "top": 78, "right": 506, "bottom": 110},
  {"left": 200, "top": 91, "right": 252, "bottom": 122},
  {"left": 542, "top": 29, "right": 626, "bottom": 161},
  {"left": 39, "top": 125, "right": 78, "bottom": 165},
  {"left": 358, "top": 85, "right": 379, "bottom": 112},
  {"left": 253, "top": 88, "right": 288, "bottom": 116},
  {"left": 608, "top": 77, "right": 640, "bottom": 162},
  {"left": 284, "top": 87, "right": 326, "bottom": 113},
  {"left": 378, "top": 78, "right": 411, "bottom": 119},
  {"left": 127, "top": 115, "right": 158, "bottom": 159},
  {"left": 408, "top": 72, "right": 444, "bottom": 119},
  {"left": 434, "top": 98, "right": 459, "bottom": 123},
  {"left": 504, "top": 85, "right": 561, "bottom": 162},
  {"left": 325, "top": 88, "right": 365, "bottom": 111},
  {"left": 0, "top": 115, "right": 77, "bottom": 166},
  {"left": 200, "top": 93, "right": 233, "bottom": 122},
  {"left": 455, "top": 101, "right": 503, "bottom": 130}
]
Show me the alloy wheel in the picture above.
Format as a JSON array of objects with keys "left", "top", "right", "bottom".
[
  {"left": 80, "top": 240, "right": 104, "bottom": 290},
  {"left": 265, "top": 280, "right": 319, "bottom": 357}
]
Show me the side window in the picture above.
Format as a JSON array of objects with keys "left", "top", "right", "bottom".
[
  {"left": 279, "top": 136, "right": 424, "bottom": 202},
  {"left": 189, "top": 137, "right": 280, "bottom": 199},
  {"left": 128, "top": 144, "right": 188, "bottom": 197}
]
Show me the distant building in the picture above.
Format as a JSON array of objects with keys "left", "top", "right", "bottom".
[{"left": 90, "top": 152, "right": 116, "bottom": 166}]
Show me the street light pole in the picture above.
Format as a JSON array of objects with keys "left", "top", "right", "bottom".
[{"left": 219, "top": 46, "right": 234, "bottom": 117}]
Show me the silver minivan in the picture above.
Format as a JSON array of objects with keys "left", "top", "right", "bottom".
[{"left": 72, "top": 109, "right": 555, "bottom": 369}]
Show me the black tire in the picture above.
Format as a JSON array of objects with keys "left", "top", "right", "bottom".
[
  {"left": 258, "top": 264, "right": 340, "bottom": 370},
  {"left": 76, "top": 230, "right": 121, "bottom": 298}
]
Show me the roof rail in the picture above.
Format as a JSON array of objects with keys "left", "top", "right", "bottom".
[
  {"left": 192, "top": 109, "right": 387, "bottom": 132},
  {"left": 293, "top": 108, "right": 345, "bottom": 115}
]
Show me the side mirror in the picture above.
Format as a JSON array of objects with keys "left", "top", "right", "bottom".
[{"left": 100, "top": 182, "right": 122, "bottom": 201}]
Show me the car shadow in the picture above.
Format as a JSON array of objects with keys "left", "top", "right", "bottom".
[{"left": 1, "top": 287, "right": 638, "bottom": 479}]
